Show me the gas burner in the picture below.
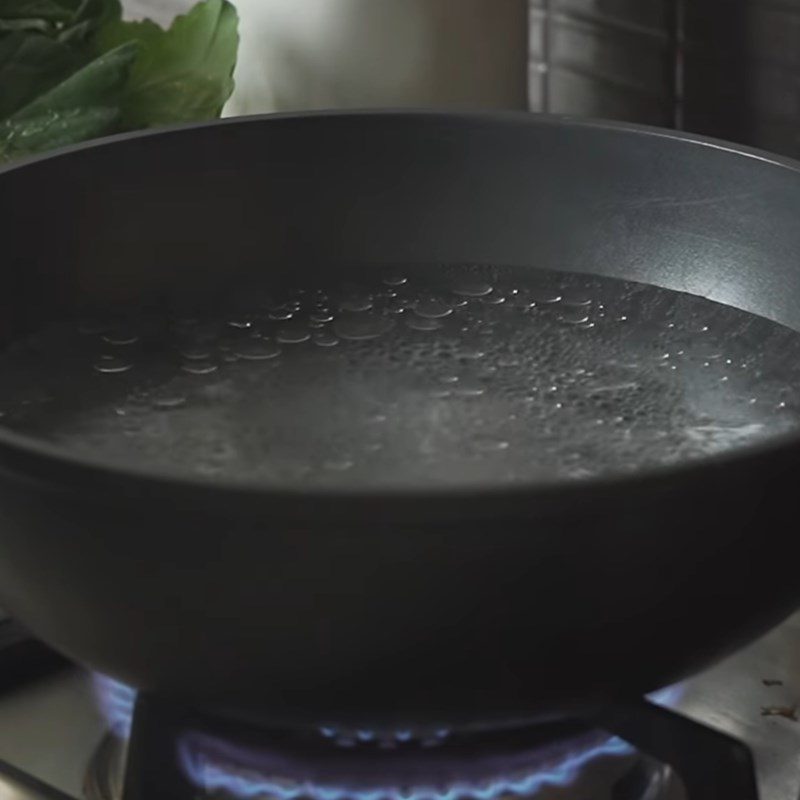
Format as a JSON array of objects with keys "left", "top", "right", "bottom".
[
  {"left": 87, "top": 679, "right": 752, "bottom": 800},
  {"left": 85, "top": 720, "right": 683, "bottom": 800}
]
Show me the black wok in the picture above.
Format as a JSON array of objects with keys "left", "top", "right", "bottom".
[{"left": 0, "top": 111, "right": 799, "bottom": 733}]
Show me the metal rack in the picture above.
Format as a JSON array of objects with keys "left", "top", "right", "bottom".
[{"left": 529, "top": 0, "right": 800, "bottom": 157}]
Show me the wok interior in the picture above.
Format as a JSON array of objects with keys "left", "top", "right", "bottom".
[
  {"left": 1, "top": 114, "right": 800, "bottom": 488},
  {"left": 2, "top": 114, "right": 800, "bottom": 341}
]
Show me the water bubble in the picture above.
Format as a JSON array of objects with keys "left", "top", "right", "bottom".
[
  {"left": 310, "top": 311, "right": 334, "bottom": 324},
  {"left": 179, "top": 346, "right": 212, "bottom": 361},
  {"left": 152, "top": 395, "right": 187, "bottom": 410},
  {"left": 93, "top": 357, "right": 132, "bottom": 374},
  {"left": 228, "top": 318, "right": 254, "bottom": 330},
  {"left": 413, "top": 300, "right": 453, "bottom": 319},
  {"left": 511, "top": 296, "right": 537, "bottom": 310},
  {"left": 387, "top": 298, "right": 408, "bottom": 314},
  {"left": 452, "top": 282, "right": 493, "bottom": 297},
  {"left": 482, "top": 294, "right": 507, "bottom": 305},
  {"left": 101, "top": 327, "right": 139, "bottom": 346},
  {"left": 383, "top": 275, "right": 408, "bottom": 287},
  {"left": 558, "top": 310, "right": 591, "bottom": 325},
  {"left": 339, "top": 295, "right": 374, "bottom": 313},
  {"left": 233, "top": 339, "right": 282, "bottom": 360},
  {"left": 312, "top": 332, "right": 339, "bottom": 347},
  {"left": 561, "top": 293, "right": 592, "bottom": 308},
  {"left": 269, "top": 308, "right": 295, "bottom": 321},
  {"left": 406, "top": 317, "right": 443, "bottom": 332},
  {"left": 529, "top": 287, "right": 562, "bottom": 304},
  {"left": 277, "top": 326, "right": 311, "bottom": 344},
  {"left": 334, "top": 313, "right": 395, "bottom": 341},
  {"left": 458, "top": 347, "right": 486, "bottom": 361},
  {"left": 181, "top": 361, "right": 218, "bottom": 375}
]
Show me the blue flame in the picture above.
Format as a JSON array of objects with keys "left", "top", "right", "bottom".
[
  {"left": 92, "top": 675, "right": 684, "bottom": 800},
  {"left": 318, "top": 726, "right": 452, "bottom": 749},
  {"left": 178, "top": 734, "right": 633, "bottom": 800},
  {"left": 92, "top": 674, "right": 135, "bottom": 738}
]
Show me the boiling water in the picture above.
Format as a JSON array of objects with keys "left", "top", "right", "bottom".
[{"left": 1, "top": 264, "right": 799, "bottom": 487}]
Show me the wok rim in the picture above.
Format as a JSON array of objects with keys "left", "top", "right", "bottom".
[{"left": 1, "top": 108, "right": 799, "bottom": 511}]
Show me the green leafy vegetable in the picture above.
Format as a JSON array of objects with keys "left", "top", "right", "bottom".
[
  {"left": 0, "top": 41, "right": 136, "bottom": 161},
  {"left": 0, "top": 107, "right": 119, "bottom": 160},
  {"left": 0, "top": 0, "right": 120, "bottom": 40},
  {"left": 0, "top": 0, "right": 238, "bottom": 163},
  {"left": 2, "top": 1, "right": 77, "bottom": 23},
  {"left": 12, "top": 40, "right": 137, "bottom": 118},
  {"left": 0, "top": 32, "right": 82, "bottom": 117},
  {"left": 95, "top": 0, "right": 239, "bottom": 128}
]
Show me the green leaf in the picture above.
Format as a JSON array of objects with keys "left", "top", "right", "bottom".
[
  {"left": 0, "top": 18, "right": 56, "bottom": 34},
  {"left": 0, "top": 0, "right": 121, "bottom": 45},
  {"left": 0, "top": 0, "right": 121, "bottom": 116},
  {"left": 94, "top": 0, "right": 238, "bottom": 130},
  {"left": 0, "top": 106, "right": 118, "bottom": 162},
  {"left": 11, "top": 40, "right": 137, "bottom": 119},
  {"left": 0, "top": 1, "right": 76, "bottom": 22},
  {"left": 0, "top": 0, "right": 120, "bottom": 24},
  {"left": 95, "top": 16, "right": 163, "bottom": 54},
  {"left": 54, "top": 1, "right": 121, "bottom": 48},
  {"left": 0, "top": 32, "right": 82, "bottom": 117},
  {"left": 0, "top": 0, "right": 237, "bottom": 163},
  {"left": 57, "top": 18, "right": 93, "bottom": 44},
  {"left": 1, "top": 41, "right": 137, "bottom": 160},
  {"left": 71, "top": 0, "right": 121, "bottom": 28}
]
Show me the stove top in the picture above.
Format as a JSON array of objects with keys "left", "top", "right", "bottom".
[{"left": 2, "top": 613, "right": 800, "bottom": 800}]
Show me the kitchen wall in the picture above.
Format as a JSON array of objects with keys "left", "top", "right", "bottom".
[{"left": 123, "top": 0, "right": 529, "bottom": 114}]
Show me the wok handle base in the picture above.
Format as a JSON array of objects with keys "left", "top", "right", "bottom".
[{"left": 592, "top": 698, "right": 759, "bottom": 800}]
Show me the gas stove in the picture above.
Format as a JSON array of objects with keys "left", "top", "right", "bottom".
[{"left": 2, "top": 614, "right": 800, "bottom": 800}]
